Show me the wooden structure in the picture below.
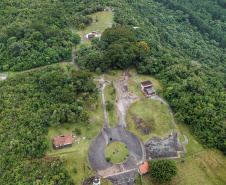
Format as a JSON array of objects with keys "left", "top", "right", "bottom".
[
  {"left": 53, "top": 134, "right": 74, "bottom": 150},
  {"left": 141, "top": 81, "right": 156, "bottom": 97}
]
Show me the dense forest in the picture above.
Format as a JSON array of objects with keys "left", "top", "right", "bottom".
[
  {"left": 0, "top": 65, "right": 97, "bottom": 184},
  {"left": 0, "top": 0, "right": 226, "bottom": 184},
  {"left": 0, "top": 0, "right": 104, "bottom": 71}
]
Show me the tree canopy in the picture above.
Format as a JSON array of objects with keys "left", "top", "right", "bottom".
[{"left": 149, "top": 159, "right": 178, "bottom": 184}]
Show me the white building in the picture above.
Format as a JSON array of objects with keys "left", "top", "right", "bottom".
[
  {"left": 93, "top": 177, "right": 100, "bottom": 185},
  {"left": 0, "top": 73, "right": 8, "bottom": 81}
]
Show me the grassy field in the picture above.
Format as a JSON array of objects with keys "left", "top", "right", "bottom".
[
  {"left": 73, "top": 11, "right": 114, "bottom": 49},
  {"left": 105, "top": 141, "right": 129, "bottom": 163},
  {"left": 104, "top": 83, "right": 119, "bottom": 128},
  {"left": 126, "top": 99, "right": 179, "bottom": 143}
]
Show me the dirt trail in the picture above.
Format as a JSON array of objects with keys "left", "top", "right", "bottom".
[
  {"left": 114, "top": 71, "right": 139, "bottom": 128},
  {"left": 94, "top": 74, "right": 110, "bottom": 128}
]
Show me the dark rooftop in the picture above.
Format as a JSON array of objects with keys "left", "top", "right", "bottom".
[{"left": 141, "top": 81, "right": 152, "bottom": 86}]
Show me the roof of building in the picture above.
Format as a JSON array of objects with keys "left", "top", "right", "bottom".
[
  {"left": 145, "top": 86, "right": 155, "bottom": 94},
  {"left": 88, "top": 34, "right": 95, "bottom": 37},
  {"left": 141, "top": 81, "right": 152, "bottom": 86},
  {"left": 139, "top": 162, "right": 149, "bottom": 174},
  {"left": 54, "top": 134, "right": 74, "bottom": 146}
]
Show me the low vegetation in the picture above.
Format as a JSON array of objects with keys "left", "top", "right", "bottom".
[
  {"left": 105, "top": 141, "right": 129, "bottom": 163},
  {"left": 104, "top": 83, "right": 118, "bottom": 128}
]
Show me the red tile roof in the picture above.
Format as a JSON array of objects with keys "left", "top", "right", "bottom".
[
  {"left": 139, "top": 162, "right": 149, "bottom": 174},
  {"left": 141, "top": 81, "right": 152, "bottom": 87},
  {"left": 54, "top": 134, "right": 74, "bottom": 146}
]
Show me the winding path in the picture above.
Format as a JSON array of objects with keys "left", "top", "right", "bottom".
[{"left": 94, "top": 74, "right": 110, "bottom": 128}]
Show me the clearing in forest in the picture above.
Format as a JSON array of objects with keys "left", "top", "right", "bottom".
[{"left": 74, "top": 11, "right": 114, "bottom": 46}]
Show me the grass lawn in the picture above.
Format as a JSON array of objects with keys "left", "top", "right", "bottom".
[
  {"left": 104, "top": 83, "right": 118, "bottom": 128},
  {"left": 105, "top": 69, "right": 124, "bottom": 82},
  {"left": 92, "top": 72, "right": 103, "bottom": 79},
  {"left": 73, "top": 11, "right": 114, "bottom": 49},
  {"left": 105, "top": 141, "right": 129, "bottom": 163},
  {"left": 126, "top": 99, "right": 179, "bottom": 143},
  {"left": 50, "top": 139, "right": 94, "bottom": 184}
]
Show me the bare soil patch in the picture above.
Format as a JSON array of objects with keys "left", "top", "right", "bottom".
[
  {"left": 114, "top": 71, "right": 139, "bottom": 127},
  {"left": 131, "top": 115, "right": 155, "bottom": 135},
  {"left": 145, "top": 131, "right": 185, "bottom": 159}
]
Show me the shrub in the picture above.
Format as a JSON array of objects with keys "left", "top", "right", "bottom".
[
  {"left": 72, "top": 33, "right": 81, "bottom": 44},
  {"left": 75, "top": 128, "right": 81, "bottom": 135},
  {"left": 105, "top": 101, "right": 114, "bottom": 111},
  {"left": 149, "top": 159, "right": 178, "bottom": 184}
]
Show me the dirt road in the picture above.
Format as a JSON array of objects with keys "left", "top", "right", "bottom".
[
  {"left": 94, "top": 74, "right": 110, "bottom": 128},
  {"left": 114, "top": 72, "right": 139, "bottom": 128}
]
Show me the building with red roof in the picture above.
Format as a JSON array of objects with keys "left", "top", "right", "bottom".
[
  {"left": 53, "top": 134, "right": 74, "bottom": 150},
  {"left": 138, "top": 161, "right": 149, "bottom": 175}
]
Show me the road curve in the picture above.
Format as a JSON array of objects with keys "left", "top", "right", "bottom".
[{"left": 88, "top": 126, "right": 145, "bottom": 178}]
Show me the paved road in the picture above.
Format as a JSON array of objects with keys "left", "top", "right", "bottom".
[{"left": 88, "top": 126, "right": 145, "bottom": 183}]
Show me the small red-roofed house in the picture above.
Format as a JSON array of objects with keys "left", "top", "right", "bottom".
[
  {"left": 53, "top": 134, "right": 74, "bottom": 150},
  {"left": 138, "top": 162, "right": 149, "bottom": 175}
]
